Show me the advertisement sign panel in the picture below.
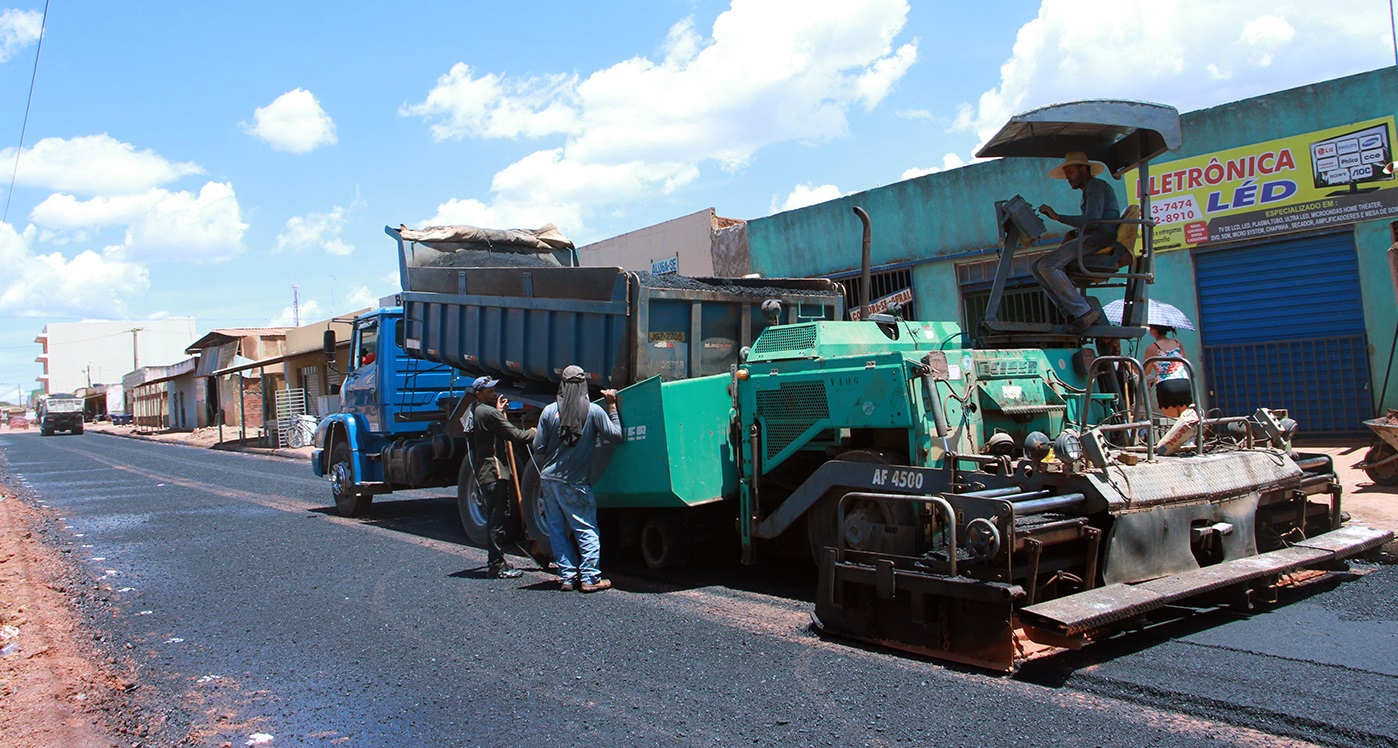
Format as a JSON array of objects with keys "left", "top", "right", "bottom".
[{"left": 1126, "top": 117, "right": 1398, "bottom": 252}]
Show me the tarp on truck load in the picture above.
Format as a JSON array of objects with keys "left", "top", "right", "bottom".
[{"left": 398, "top": 224, "right": 574, "bottom": 253}]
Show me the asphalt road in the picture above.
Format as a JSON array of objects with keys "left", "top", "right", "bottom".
[{"left": 3, "top": 431, "right": 1396, "bottom": 748}]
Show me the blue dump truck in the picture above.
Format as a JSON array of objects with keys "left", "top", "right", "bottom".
[
  {"left": 315, "top": 101, "right": 1392, "bottom": 672},
  {"left": 311, "top": 223, "right": 844, "bottom": 562}
]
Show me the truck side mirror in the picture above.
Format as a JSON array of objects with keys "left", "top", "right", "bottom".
[{"left": 322, "top": 329, "right": 341, "bottom": 375}]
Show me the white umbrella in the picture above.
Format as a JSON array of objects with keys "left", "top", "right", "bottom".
[{"left": 1102, "top": 298, "right": 1195, "bottom": 330}]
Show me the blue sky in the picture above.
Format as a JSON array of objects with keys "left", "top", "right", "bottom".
[{"left": 0, "top": 0, "right": 1393, "bottom": 394}]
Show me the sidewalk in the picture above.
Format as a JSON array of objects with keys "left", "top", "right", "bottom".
[
  {"left": 84, "top": 422, "right": 315, "bottom": 462},
  {"left": 1297, "top": 441, "right": 1398, "bottom": 548}
]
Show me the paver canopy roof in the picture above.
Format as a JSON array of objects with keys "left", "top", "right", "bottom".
[{"left": 976, "top": 99, "right": 1182, "bottom": 177}]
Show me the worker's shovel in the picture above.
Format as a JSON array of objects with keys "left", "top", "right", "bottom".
[{"left": 505, "top": 446, "right": 551, "bottom": 569}]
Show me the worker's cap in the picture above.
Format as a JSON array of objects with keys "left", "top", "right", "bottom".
[
  {"left": 472, "top": 376, "right": 499, "bottom": 392},
  {"left": 1049, "top": 151, "right": 1105, "bottom": 179}
]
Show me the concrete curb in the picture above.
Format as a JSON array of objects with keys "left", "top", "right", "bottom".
[{"left": 85, "top": 425, "right": 314, "bottom": 463}]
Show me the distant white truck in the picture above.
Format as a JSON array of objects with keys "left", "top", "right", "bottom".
[{"left": 39, "top": 394, "right": 84, "bottom": 436}]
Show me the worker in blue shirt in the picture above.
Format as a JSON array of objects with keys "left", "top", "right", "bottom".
[{"left": 532, "top": 365, "right": 622, "bottom": 592}]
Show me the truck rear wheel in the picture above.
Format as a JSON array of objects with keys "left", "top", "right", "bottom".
[
  {"left": 640, "top": 513, "right": 693, "bottom": 570},
  {"left": 457, "top": 460, "right": 490, "bottom": 546},
  {"left": 517, "top": 456, "right": 554, "bottom": 568},
  {"left": 330, "top": 441, "right": 371, "bottom": 517},
  {"left": 73, "top": 423, "right": 83, "bottom": 435}
]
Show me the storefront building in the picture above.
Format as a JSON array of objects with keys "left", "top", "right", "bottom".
[{"left": 745, "top": 67, "right": 1398, "bottom": 437}]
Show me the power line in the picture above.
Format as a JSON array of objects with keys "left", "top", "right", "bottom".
[{"left": 3, "top": 0, "right": 50, "bottom": 224}]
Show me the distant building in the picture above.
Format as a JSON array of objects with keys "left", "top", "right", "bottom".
[
  {"left": 577, "top": 208, "right": 750, "bottom": 276},
  {"left": 184, "top": 328, "right": 290, "bottom": 439},
  {"left": 743, "top": 66, "right": 1398, "bottom": 436},
  {"left": 123, "top": 359, "right": 199, "bottom": 430},
  {"left": 34, "top": 318, "right": 197, "bottom": 395},
  {"left": 283, "top": 310, "right": 364, "bottom": 418}
]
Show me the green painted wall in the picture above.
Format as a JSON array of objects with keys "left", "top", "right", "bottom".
[
  {"left": 746, "top": 66, "right": 1398, "bottom": 415},
  {"left": 748, "top": 147, "right": 1122, "bottom": 280}
]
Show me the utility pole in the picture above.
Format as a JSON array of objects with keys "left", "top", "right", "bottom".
[
  {"left": 293, "top": 285, "right": 301, "bottom": 327},
  {"left": 129, "top": 327, "right": 143, "bottom": 371}
]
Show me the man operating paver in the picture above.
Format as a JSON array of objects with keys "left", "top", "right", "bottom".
[
  {"left": 1034, "top": 151, "right": 1121, "bottom": 334},
  {"left": 532, "top": 365, "right": 622, "bottom": 592}
]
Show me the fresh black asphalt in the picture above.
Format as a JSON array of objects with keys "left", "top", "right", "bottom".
[{"left": 3, "top": 431, "right": 1395, "bottom": 747}]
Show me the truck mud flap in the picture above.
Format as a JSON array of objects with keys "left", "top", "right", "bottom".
[{"left": 1020, "top": 524, "right": 1392, "bottom": 640}]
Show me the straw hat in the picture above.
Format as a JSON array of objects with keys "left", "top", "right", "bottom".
[{"left": 1049, "top": 151, "right": 1105, "bottom": 179}]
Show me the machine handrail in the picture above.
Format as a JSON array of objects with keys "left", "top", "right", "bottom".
[
  {"left": 838, "top": 491, "right": 957, "bottom": 576},
  {"left": 1079, "top": 355, "right": 1156, "bottom": 460}
]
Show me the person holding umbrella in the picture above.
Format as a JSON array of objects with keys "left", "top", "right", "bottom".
[{"left": 1146, "top": 325, "right": 1191, "bottom": 391}]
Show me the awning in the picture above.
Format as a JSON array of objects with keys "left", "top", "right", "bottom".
[{"left": 213, "top": 353, "right": 287, "bottom": 378}]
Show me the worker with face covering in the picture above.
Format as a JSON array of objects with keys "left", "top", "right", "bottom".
[{"left": 532, "top": 365, "right": 623, "bottom": 592}]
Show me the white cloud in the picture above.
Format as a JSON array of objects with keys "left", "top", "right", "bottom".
[
  {"left": 1240, "top": 15, "right": 1295, "bottom": 67},
  {"left": 0, "top": 221, "right": 149, "bottom": 318},
  {"left": 343, "top": 285, "right": 379, "bottom": 311},
  {"left": 242, "top": 89, "right": 338, "bottom": 154},
  {"left": 899, "top": 152, "right": 967, "bottom": 181},
  {"left": 0, "top": 134, "right": 204, "bottom": 195},
  {"left": 954, "top": 1, "right": 1392, "bottom": 151},
  {"left": 418, "top": 190, "right": 585, "bottom": 235},
  {"left": 268, "top": 298, "right": 324, "bottom": 327},
  {"left": 269, "top": 284, "right": 387, "bottom": 326},
  {"left": 399, "top": 63, "right": 581, "bottom": 141},
  {"left": 277, "top": 205, "right": 354, "bottom": 255},
  {"left": 31, "top": 182, "right": 248, "bottom": 263},
  {"left": 774, "top": 183, "right": 844, "bottom": 213},
  {"left": 403, "top": 0, "right": 917, "bottom": 235},
  {"left": 0, "top": 9, "right": 42, "bottom": 64}
]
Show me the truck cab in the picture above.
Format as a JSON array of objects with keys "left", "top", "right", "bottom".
[{"left": 312, "top": 308, "right": 469, "bottom": 516}]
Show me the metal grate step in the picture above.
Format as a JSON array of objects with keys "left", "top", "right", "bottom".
[{"left": 1018, "top": 524, "right": 1393, "bottom": 636}]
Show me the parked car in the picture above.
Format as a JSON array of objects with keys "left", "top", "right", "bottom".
[
  {"left": 8, "top": 415, "right": 27, "bottom": 429},
  {"left": 109, "top": 412, "right": 133, "bottom": 426}
]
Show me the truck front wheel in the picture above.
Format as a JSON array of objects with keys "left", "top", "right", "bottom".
[{"left": 330, "top": 441, "right": 371, "bottom": 517}]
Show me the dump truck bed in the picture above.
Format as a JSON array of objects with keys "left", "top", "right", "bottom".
[{"left": 388, "top": 225, "right": 844, "bottom": 392}]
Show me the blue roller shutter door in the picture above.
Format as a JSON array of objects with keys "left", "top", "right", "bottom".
[{"left": 1195, "top": 232, "right": 1370, "bottom": 436}]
